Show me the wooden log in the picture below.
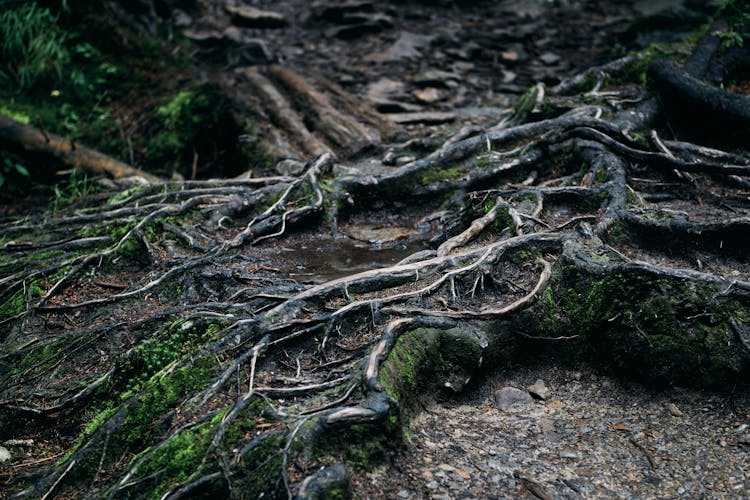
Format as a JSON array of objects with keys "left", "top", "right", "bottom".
[{"left": 0, "top": 115, "right": 161, "bottom": 182}]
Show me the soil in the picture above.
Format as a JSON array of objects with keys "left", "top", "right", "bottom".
[
  {"left": 1, "top": 1, "right": 749, "bottom": 498},
  {"left": 354, "top": 364, "right": 750, "bottom": 498}
]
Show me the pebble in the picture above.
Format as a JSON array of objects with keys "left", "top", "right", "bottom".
[
  {"left": 225, "top": 6, "right": 288, "bottom": 29},
  {"left": 559, "top": 449, "right": 579, "bottom": 459},
  {"left": 667, "top": 402, "right": 683, "bottom": 417},
  {"left": 494, "top": 386, "right": 535, "bottom": 412},
  {"left": 539, "top": 51, "right": 561, "bottom": 65},
  {"left": 0, "top": 446, "right": 10, "bottom": 463},
  {"left": 527, "top": 379, "right": 550, "bottom": 400}
]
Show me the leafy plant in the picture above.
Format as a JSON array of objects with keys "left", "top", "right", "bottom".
[
  {"left": 50, "top": 169, "right": 91, "bottom": 212},
  {"left": 0, "top": 152, "right": 30, "bottom": 189},
  {"left": 146, "top": 84, "right": 230, "bottom": 177},
  {"left": 716, "top": 0, "right": 750, "bottom": 48},
  {"left": 0, "top": 2, "right": 71, "bottom": 91}
]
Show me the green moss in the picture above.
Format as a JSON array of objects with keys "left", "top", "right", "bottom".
[
  {"left": 130, "top": 419, "right": 215, "bottom": 498},
  {"left": 379, "top": 331, "right": 428, "bottom": 402},
  {"left": 0, "top": 281, "right": 43, "bottom": 319},
  {"left": 223, "top": 398, "right": 268, "bottom": 446},
  {"left": 112, "top": 318, "right": 222, "bottom": 399},
  {"left": 10, "top": 336, "right": 67, "bottom": 376},
  {"left": 231, "top": 431, "right": 285, "bottom": 496},
  {"left": 323, "top": 486, "right": 349, "bottom": 500},
  {"left": 511, "top": 250, "right": 542, "bottom": 265},
  {"left": 122, "top": 355, "right": 216, "bottom": 446},
  {"left": 417, "top": 166, "right": 461, "bottom": 185},
  {"left": 107, "top": 185, "right": 147, "bottom": 205},
  {"left": 532, "top": 264, "right": 748, "bottom": 386}
]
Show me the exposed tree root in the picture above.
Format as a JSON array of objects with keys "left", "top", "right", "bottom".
[{"left": 2, "top": 39, "right": 750, "bottom": 499}]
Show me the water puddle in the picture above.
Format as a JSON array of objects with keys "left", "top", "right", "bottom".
[{"left": 279, "top": 236, "right": 427, "bottom": 284}]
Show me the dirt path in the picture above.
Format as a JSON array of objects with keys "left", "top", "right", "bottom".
[
  {"left": 354, "top": 365, "right": 749, "bottom": 498},
  {"left": 3, "top": 2, "right": 750, "bottom": 498}
]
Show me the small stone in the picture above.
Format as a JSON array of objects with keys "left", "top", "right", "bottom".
[
  {"left": 500, "top": 50, "right": 519, "bottom": 62},
  {"left": 412, "top": 70, "right": 459, "bottom": 88},
  {"left": 426, "top": 481, "right": 439, "bottom": 490},
  {"left": 738, "top": 433, "right": 750, "bottom": 445},
  {"left": 494, "top": 386, "right": 534, "bottom": 412},
  {"left": 559, "top": 449, "right": 579, "bottom": 459},
  {"left": 0, "top": 446, "right": 10, "bottom": 463},
  {"left": 539, "top": 51, "right": 561, "bottom": 65},
  {"left": 397, "top": 489, "right": 410, "bottom": 498},
  {"left": 667, "top": 402, "right": 683, "bottom": 417},
  {"left": 413, "top": 87, "right": 440, "bottom": 104},
  {"left": 501, "top": 70, "right": 517, "bottom": 83},
  {"left": 225, "top": 6, "right": 288, "bottom": 29},
  {"left": 275, "top": 159, "right": 306, "bottom": 177},
  {"left": 538, "top": 418, "right": 555, "bottom": 432},
  {"left": 527, "top": 379, "right": 550, "bottom": 400},
  {"left": 367, "top": 32, "right": 434, "bottom": 62}
]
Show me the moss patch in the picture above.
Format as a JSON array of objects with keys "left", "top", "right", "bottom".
[{"left": 530, "top": 263, "right": 749, "bottom": 387}]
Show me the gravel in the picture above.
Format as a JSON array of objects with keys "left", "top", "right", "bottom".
[{"left": 352, "top": 365, "right": 749, "bottom": 498}]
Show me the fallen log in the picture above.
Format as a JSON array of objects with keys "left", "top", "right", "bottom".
[{"left": 0, "top": 115, "right": 162, "bottom": 182}]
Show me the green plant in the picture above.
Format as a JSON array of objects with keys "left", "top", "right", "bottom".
[
  {"left": 716, "top": 0, "right": 750, "bottom": 48},
  {"left": 0, "top": 152, "right": 30, "bottom": 189},
  {"left": 0, "top": 2, "right": 71, "bottom": 91},
  {"left": 146, "top": 83, "right": 243, "bottom": 177},
  {"left": 50, "top": 169, "right": 91, "bottom": 212}
]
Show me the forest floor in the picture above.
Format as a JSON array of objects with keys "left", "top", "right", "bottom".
[
  {"left": 1, "top": 0, "right": 749, "bottom": 498},
  {"left": 356, "top": 364, "right": 749, "bottom": 498}
]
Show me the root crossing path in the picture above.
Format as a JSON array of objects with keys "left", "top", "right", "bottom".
[{"left": 1, "top": 1, "right": 749, "bottom": 498}]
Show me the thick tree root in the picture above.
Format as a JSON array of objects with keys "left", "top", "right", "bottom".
[{"left": 2, "top": 44, "right": 750, "bottom": 498}]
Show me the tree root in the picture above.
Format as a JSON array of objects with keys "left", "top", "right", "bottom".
[{"left": 2, "top": 41, "right": 750, "bottom": 499}]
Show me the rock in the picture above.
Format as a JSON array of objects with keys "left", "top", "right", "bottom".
[
  {"left": 494, "top": 386, "right": 534, "bottom": 412},
  {"left": 367, "top": 32, "right": 434, "bottom": 62},
  {"left": 412, "top": 70, "right": 460, "bottom": 88},
  {"left": 559, "top": 449, "right": 580, "bottom": 459},
  {"left": 387, "top": 112, "right": 457, "bottom": 125},
  {"left": 538, "top": 51, "right": 561, "bottom": 66},
  {"left": 413, "top": 87, "right": 441, "bottom": 104},
  {"left": 0, "top": 446, "right": 10, "bottom": 463},
  {"left": 667, "top": 402, "right": 683, "bottom": 417},
  {"left": 225, "top": 6, "right": 288, "bottom": 29},
  {"left": 172, "top": 9, "right": 192, "bottom": 28},
  {"left": 345, "top": 225, "right": 416, "bottom": 244},
  {"left": 499, "top": 44, "right": 529, "bottom": 64},
  {"left": 375, "top": 101, "right": 423, "bottom": 114},
  {"left": 527, "top": 379, "right": 550, "bottom": 400},
  {"left": 538, "top": 418, "right": 555, "bottom": 432},
  {"left": 275, "top": 159, "right": 306, "bottom": 177},
  {"left": 632, "top": 0, "right": 686, "bottom": 17},
  {"left": 183, "top": 28, "right": 275, "bottom": 65},
  {"left": 498, "top": 0, "right": 548, "bottom": 18}
]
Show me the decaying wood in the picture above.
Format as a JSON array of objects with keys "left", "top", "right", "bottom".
[{"left": 0, "top": 115, "right": 161, "bottom": 182}]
